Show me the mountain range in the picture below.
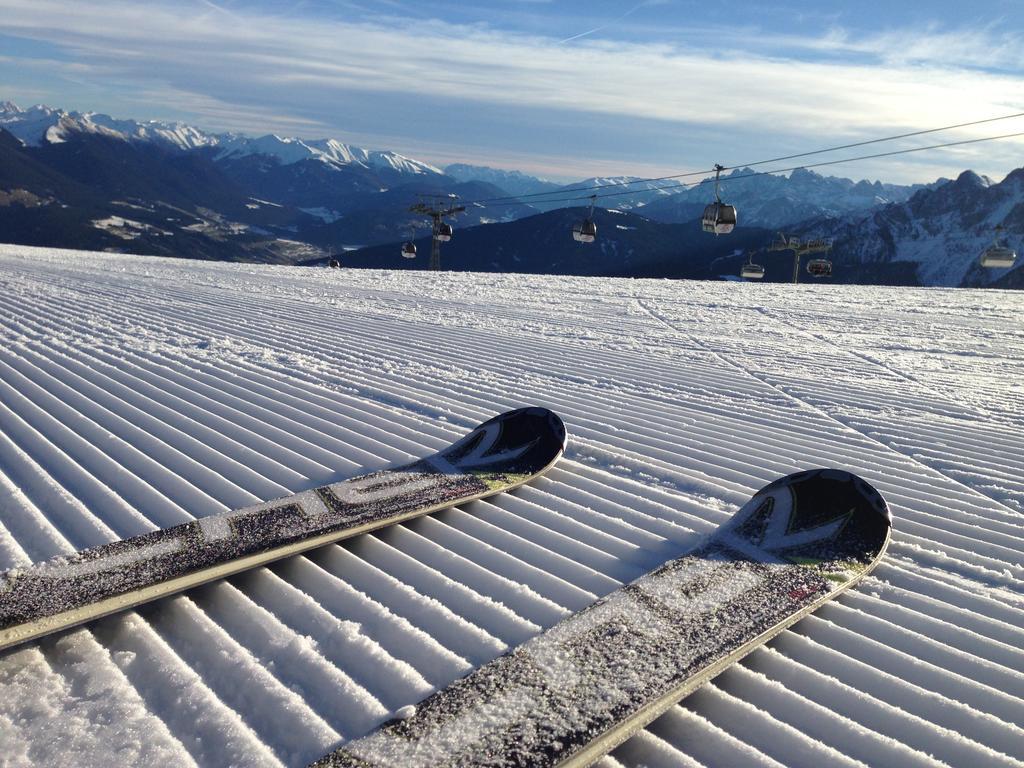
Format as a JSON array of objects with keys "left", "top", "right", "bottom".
[
  {"left": 0, "top": 100, "right": 1020, "bottom": 287},
  {"left": 784, "top": 169, "right": 1024, "bottom": 289},
  {"left": 638, "top": 167, "right": 933, "bottom": 227},
  {"left": 0, "top": 102, "right": 440, "bottom": 176},
  {"left": 0, "top": 101, "right": 535, "bottom": 260}
]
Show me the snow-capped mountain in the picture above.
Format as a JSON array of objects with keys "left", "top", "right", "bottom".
[
  {"left": 0, "top": 101, "right": 441, "bottom": 176},
  {"left": 0, "top": 101, "right": 530, "bottom": 261},
  {"left": 538, "top": 176, "right": 686, "bottom": 212},
  {"left": 0, "top": 101, "right": 218, "bottom": 151},
  {"left": 440, "top": 166, "right": 684, "bottom": 212},
  {"left": 212, "top": 134, "right": 441, "bottom": 175}
]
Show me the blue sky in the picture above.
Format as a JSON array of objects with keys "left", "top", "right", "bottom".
[{"left": 2, "top": 0, "right": 1023, "bottom": 183}]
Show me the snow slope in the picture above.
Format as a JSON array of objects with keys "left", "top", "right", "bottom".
[{"left": 0, "top": 245, "right": 1022, "bottom": 768}]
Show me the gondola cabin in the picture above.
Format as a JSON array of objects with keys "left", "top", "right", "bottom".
[
  {"left": 980, "top": 245, "right": 1017, "bottom": 268},
  {"left": 572, "top": 219, "right": 597, "bottom": 244},
  {"left": 702, "top": 164, "right": 737, "bottom": 235},
  {"left": 328, "top": 258, "right": 340, "bottom": 269},
  {"left": 807, "top": 259, "right": 832, "bottom": 277},
  {"left": 401, "top": 241, "right": 417, "bottom": 259},
  {"left": 435, "top": 223, "right": 453, "bottom": 242},
  {"left": 702, "top": 202, "right": 737, "bottom": 235},
  {"left": 740, "top": 262, "right": 765, "bottom": 279}
]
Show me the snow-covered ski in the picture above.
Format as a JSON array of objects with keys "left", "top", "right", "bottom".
[
  {"left": 0, "top": 407, "right": 567, "bottom": 653},
  {"left": 315, "top": 468, "right": 891, "bottom": 768}
]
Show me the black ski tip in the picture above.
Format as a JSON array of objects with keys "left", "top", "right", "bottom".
[
  {"left": 441, "top": 407, "right": 567, "bottom": 474},
  {"left": 720, "top": 468, "right": 891, "bottom": 564},
  {"left": 489, "top": 406, "right": 568, "bottom": 451},
  {"left": 762, "top": 468, "right": 891, "bottom": 526}
]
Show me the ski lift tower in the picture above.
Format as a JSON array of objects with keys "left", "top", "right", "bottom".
[
  {"left": 410, "top": 197, "right": 465, "bottom": 271},
  {"left": 768, "top": 233, "right": 833, "bottom": 284}
]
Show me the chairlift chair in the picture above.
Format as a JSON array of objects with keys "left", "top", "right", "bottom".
[
  {"left": 807, "top": 258, "right": 832, "bottom": 277},
  {"left": 740, "top": 261, "right": 765, "bottom": 279},
  {"left": 572, "top": 195, "right": 598, "bottom": 243},
  {"left": 702, "top": 164, "right": 737, "bottom": 235},
  {"left": 980, "top": 225, "right": 1017, "bottom": 268},
  {"left": 981, "top": 245, "right": 1017, "bottom": 268}
]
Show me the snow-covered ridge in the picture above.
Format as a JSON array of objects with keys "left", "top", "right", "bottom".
[
  {"left": 0, "top": 102, "right": 217, "bottom": 150},
  {"left": 574, "top": 175, "right": 685, "bottom": 200},
  {"left": 580, "top": 176, "right": 682, "bottom": 191},
  {"left": 0, "top": 101, "right": 441, "bottom": 175},
  {"left": 213, "top": 134, "right": 441, "bottom": 175}
]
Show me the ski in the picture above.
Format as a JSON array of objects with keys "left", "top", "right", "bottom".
[
  {"left": 0, "top": 407, "right": 567, "bottom": 653},
  {"left": 315, "top": 468, "right": 891, "bottom": 768}
]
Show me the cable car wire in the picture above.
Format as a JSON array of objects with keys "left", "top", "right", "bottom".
[
  {"left": 459, "top": 112, "right": 1024, "bottom": 208},
  {"left": 732, "top": 112, "right": 1024, "bottom": 172},
  {"left": 467, "top": 128, "right": 1024, "bottom": 209}
]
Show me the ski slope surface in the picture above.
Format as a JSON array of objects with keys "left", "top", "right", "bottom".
[{"left": 0, "top": 245, "right": 1022, "bottom": 768}]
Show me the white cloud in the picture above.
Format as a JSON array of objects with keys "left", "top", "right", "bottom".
[
  {"left": 763, "top": 23, "right": 1024, "bottom": 72},
  {"left": 2, "top": 0, "right": 1024, "bottom": 182},
  {"left": 127, "top": 86, "right": 331, "bottom": 136}
]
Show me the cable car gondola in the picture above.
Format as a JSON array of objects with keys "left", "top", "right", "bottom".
[
  {"left": 434, "top": 222, "right": 453, "bottom": 242},
  {"left": 740, "top": 259, "right": 765, "bottom": 279},
  {"left": 572, "top": 195, "right": 598, "bottom": 243},
  {"left": 807, "top": 258, "right": 832, "bottom": 277},
  {"left": 328, "top": 258, "right": 340, "bottom": 269},
  {"left": 980, "top": 225, "right": 1017, "bottom": 268},
  {"left": 572, "top": 220, "right": 597, "bottom": 243},
  {"left": 401, "top": 241, "right": 417, "bottom": 259},
  {"left": 702, "top": 164, "right": 737, "bottom": 235}
]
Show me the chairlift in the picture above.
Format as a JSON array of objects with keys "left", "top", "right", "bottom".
[
  {"left": 572, "top": 196, "right": 598, "bottom": 243},
  {"left": 435, "top": 222, "right": 453, "bottom": 242},
  {"left": 807, "top": 258, "right": 832, "bottom": 277},
  {"left": 980, "top": 225, "right": 1017, "bottom": 268},
  {"left": 702, "top": 164, "right": 737, "bottom": 235},
  {"left": 401, "top": 241, "right": 417, "bottom": 259},
  {"left": 740, "top": 260, "right": 765, "bottom": 279}
]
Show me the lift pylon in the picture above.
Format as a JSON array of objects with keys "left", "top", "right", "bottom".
[
  {"left": 768, "top": 233, "right": 833, "bottom": 284},
  {"left": 410, "top": 198, "right": 466, "bottom": 271}
]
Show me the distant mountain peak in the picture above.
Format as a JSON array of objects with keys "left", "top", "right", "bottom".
[
  {"left": 954, "top": 169, "right": 992, "bottom": 188},
  {"left": 445, "top": 163, "right": 562, "bottom": 199},
  {"left": 1003, "top": 167, "right": 1024, "bottom": 186},
  {"left": 446, "top": 163, "right": 555, "bottom": 183},
  {"left": 789, "top": 167, "right": 817, "bottom": 180},
  {"left": 213, "top": 132, "right": 441, "bottom": 175}
]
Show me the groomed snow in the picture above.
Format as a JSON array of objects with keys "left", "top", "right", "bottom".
[{"left": 0, "top": 245, "right": 1022, "bottom": 767}]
